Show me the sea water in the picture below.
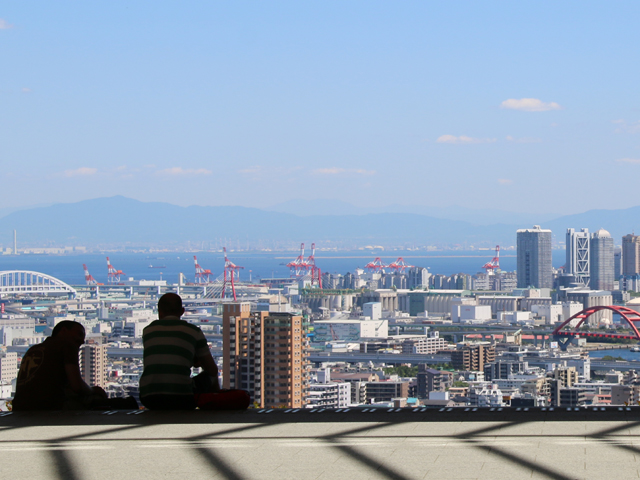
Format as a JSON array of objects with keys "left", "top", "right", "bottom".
[{"left": 0, "top": 250, "right": 567, "bottom": 286}]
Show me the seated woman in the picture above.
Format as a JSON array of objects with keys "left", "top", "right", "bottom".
[{"left": 13, "top": 321, "right": 137, "bottom": 411}]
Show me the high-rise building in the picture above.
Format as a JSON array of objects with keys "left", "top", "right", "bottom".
[
  {"left": 622, "top": 234, "right": 640, "bottom": 276},
  {"left": 223, "top": 303, "right": 309, "bottom": 408},
  {"left": 79, "top": 344, "right": 108, "bottom": 388},
  {"left": 615, "top": 246, "right": 623, "bottom": 279},
  {"left": 590, "top": 228, "right": 614, "bottom": 291},
  {"left": 566, "top": 228, "right": 590, "bottom": 286},
  {"left": 223, "top": 303, "right": 264, "bottom": 402},
  {"left": 517, "top": 225, "right": 553, "bottom": 289}
]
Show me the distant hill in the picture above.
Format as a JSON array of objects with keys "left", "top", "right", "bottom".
[
  {"left": 1, "top": 196, "right": 638, "bottom": 248},
  {"left": 545, "top": 207, "right": 640, "bottom": 243},
  {"left": 0, "top": 196, "right": 516, "bottom": 248}
]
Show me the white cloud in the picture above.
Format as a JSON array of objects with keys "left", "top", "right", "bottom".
[
  {"left": 312, "top": 167, "right": 376, "bottom": 176},
  {"left": 238, "top": 166, "right": 262, "bottom": 175},
  {"left": 436, "top": 135, "right": 497, "bottom": 144},
  {"left": 500, "top": 98, "right": 562, "bottom": 112},
  {"left": 497, "top": 178, "right": 513, "bottom": 185},
  {"left": 616, "top": 158, "right": 640, "bottom": 165},
  {"left": 21, "top": 87, "right": 31, "bottom": 94},
  {"left": 157, "top": 167, "right": 212, "bottom": 176},
  {"left": 0, "top": 19, "right": 13, "bottom": 30},
  {"left": 613, "top": 119, "right": 640, "bottom": 134},
  {"left": 64, "top": 167, "right": 98, "bottom": 177},
  {"left": 506, "top": 135, "right": 542, "bottom": 143}
]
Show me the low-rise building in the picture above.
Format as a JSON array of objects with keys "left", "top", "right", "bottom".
[{"left": 365, "top": 381, "right": 409, "bottom": 403}]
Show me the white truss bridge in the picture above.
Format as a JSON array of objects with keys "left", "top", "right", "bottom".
[{"left": 0, "top": 271, "right": 77, "bottom": 297}]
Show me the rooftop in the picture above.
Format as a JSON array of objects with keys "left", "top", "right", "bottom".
[{"left": 3, "top": 407, "right": 640, "bottom": 479}]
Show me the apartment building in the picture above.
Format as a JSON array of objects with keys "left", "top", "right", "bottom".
[
  {"left": 79, "top": 344, "right": 108, "bottom": 388},
  {"left": 223, "top": 303, "right": 309, "bottom": 408},
  {"left": 0, "top": 351, "right": 17, "bottom": 383},
  {"left": 402, "top": 331, "right": 447, "bottom": 354},
  {"left": 306, "top": 382, "right": 351, "bottom": 408},
  {"left": 416, "top": 366, "right": 453, "bottom": 398},
  {"left": 451, "top": 344, "right": 496, "bottom": 371},
  {"left": 365, "top": 381, "right": 409, "bottom": 403}
]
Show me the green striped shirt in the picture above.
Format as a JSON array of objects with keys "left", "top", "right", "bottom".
[{"left": 140, "top": 317, "right": 209, "bottom": 398}]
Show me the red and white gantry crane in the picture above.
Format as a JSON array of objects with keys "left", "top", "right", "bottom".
[
  {"left": 387, "top": 257, "right": 414, "bottom": 274},
  {"left": 193, "top": 256, "right": 213, "bottom": 284},
  {"left": 222, "top": 247, "right": 244, "bottom": 301},
  {"left": 286, "top": 243, "right": 309, "bottom": 277},
  {"left": 83, "top": 264, "right": 98, "bottom": 285},
  {"left": 305, "top": 243, "right": 322, "bottom": 288},
  {"left": 364, "top": 257, "right": 388, "bottom": 273},
  {"left": 106, "top": 257, "right": 125, "bottom": 284},
  {"left": 482, "top": 245, "right": 501, "bottom": 274}
]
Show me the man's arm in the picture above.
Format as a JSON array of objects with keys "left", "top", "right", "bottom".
[
  {"left": 197, "top": 352, "right": 221, "bottom": 392},
  {"left": 64, "top": 362, "right": 94, "bottom": 396}
]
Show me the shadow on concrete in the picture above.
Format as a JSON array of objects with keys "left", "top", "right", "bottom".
[{"left": 2, "top": 409, "right": 640, "bottom": 479}]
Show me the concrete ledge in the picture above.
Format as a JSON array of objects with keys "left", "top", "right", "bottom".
[{"left": 3, "top": 408, "right": 640, "bottom": 479}]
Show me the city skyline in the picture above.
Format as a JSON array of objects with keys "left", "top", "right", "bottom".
[{"left": 2, "top": 3, "right": 640, "bottom": 215}]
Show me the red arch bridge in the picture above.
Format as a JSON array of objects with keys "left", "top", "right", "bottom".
[{"left": 552, "top": 305, "right": 640, "bottom": 348}]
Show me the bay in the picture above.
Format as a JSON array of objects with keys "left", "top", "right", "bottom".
[{"left": 0, "top": 250, "right": 567, "bottom": 286}]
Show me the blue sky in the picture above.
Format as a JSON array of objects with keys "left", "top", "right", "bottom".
[{"left": 1, "top": 2, "right": 639, "bottom": 215}]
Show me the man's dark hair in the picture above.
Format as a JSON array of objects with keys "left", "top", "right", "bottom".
[
  {"left": 158, "top": 293, "right": 183, "bottom": 316},
  {"left": 51, "top": 320, "right": 84, "bottom": 337}
]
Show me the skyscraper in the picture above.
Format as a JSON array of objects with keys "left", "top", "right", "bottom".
[
  {"left": 622, "top": 234, "right": 640, "bottom": 276},
  {"left": 223, "top": 303, "right": 309, "bottom": 408},
  {"left": 590, "top": 228, "right": 614, "bottom": 291},
  {"left": 566, "top": 228, "right": 590, "bottom": 286},
  {"left": 615, "top": 246, "right": 623, "bottom": 279},
  {"left": 517, "top": 225, "right": 553, "bottom": 289}
]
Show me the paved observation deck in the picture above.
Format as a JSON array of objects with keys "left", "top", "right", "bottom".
[{"left": 2, "top": 407, "right": 640, "bottom": 479}]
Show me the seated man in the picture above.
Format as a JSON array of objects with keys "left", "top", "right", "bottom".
[
  {"left": 140, "top": 293, "right": 250, "bottom": 410},
  {"left": 13, "top": 321, "right": 137, "bottom": 411}
]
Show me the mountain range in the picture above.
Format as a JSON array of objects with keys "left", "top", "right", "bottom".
[{"left": 0, "top": 196, "right": 636, "bottom": 248}]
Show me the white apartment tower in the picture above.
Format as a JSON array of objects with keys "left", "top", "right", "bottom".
[{"left": 566, "top": 228, "right": 590, "bottom": 286}]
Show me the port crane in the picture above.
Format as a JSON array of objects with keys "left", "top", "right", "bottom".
[
  {"left": 106, "top": 257, "right": 125, "bottom": 284},
  {"left": 221, "top": 247, "right": 244, "bottom": 301},
  {"left": 305, "top": 243, "right": 322, "bottom": 288},
  {"left": 286, "top": 243, "right": 308, "bottom": 277},
  {"left": 387, "top": 257, "right": 414, "bottom": 273},
  {"left": 285, "top": 242, "right": 323, "bottom": 287},
  {"left": 83, "top": 264, "right": 103, "bottom": 285},
  {"left": 193, "top": 256, "right": 213, "bottom": 284},
  {"left": 482, "top": 246, "right": 501, "bottom": 274},
  {"left": 364, "top": 257, "right": 388, "bottom": 273}
]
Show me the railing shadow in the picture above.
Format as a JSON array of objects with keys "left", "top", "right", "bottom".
[{"left": 3, "top": 409, "right": 640, "bottom": 479}]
